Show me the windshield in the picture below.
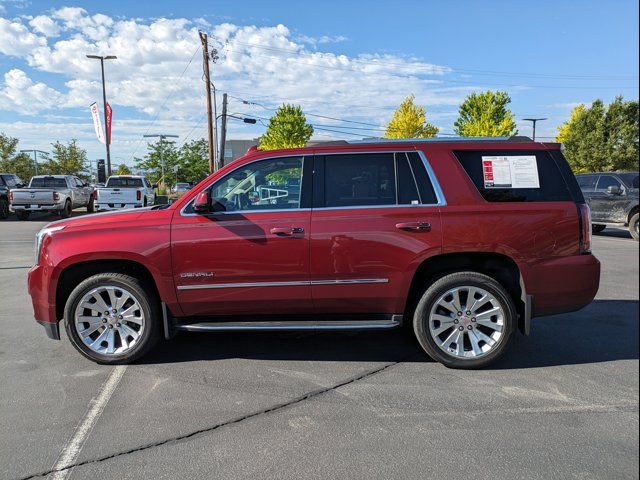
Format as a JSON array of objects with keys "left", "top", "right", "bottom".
[
  {"left": 106, "top": 177, "right": 143, "bottom": 188},
  {"left": 30, "top": 177, "right": 67, "bottom": 188},
  {"left": 619, "top": 173, "right": 639, "bottom": 189}
]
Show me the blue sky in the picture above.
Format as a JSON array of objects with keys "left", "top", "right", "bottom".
[{"left": 0, "top": 0, "right": 638, "bottom": 164}]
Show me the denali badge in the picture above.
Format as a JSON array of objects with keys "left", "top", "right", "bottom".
[{"left": 180, "top": 272, "right": 215, "bottom": 278}]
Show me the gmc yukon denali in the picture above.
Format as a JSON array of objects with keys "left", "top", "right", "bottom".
[{"left": 28, "top": 138, "right": 600, "bottom": 368}]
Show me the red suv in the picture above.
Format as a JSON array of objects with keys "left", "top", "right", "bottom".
[{"left": 28, "top": 138, "right": 600, "bottom": 368}]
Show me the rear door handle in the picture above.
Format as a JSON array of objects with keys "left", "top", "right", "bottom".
[
  {"left": 270, "top": 226, "right": 305, "bottom": 236},
  {"left": 395, "top": 222, "right": 431, "bottom": 232}
]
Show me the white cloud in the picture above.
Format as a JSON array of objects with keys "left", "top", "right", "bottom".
[
  {"left": 0, "top": 69, "right": 64, "bottom": 114},
  {"left": 0, "top": 9, "right": 483, "bottom": 158},
  {"left": 28, "top": 15, "right": 61, "bottom": 37}
]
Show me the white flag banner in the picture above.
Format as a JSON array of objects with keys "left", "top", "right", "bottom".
[{"left": 90, "top": 102, "right": 105, "bottom": 144}]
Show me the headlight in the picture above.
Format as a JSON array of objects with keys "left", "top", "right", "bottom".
[{"left": 35, "top": 225, "right": 65, "bottom": 265}]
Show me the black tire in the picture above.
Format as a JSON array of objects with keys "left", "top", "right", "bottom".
[
  {"left": 143, "top": 197, "right": 147, "bottom": 207},
  {"left": 629, "top": 213, "right": 639, "bottom": 241},
  {"left": 64, "top": 273, "right": 161, "bottom": 364},
  {"left": 60, "top": 200, "right": 72, "bottom": 218},
  {"left": 87, "top": 196, "right": 95, "bottom": 213},
  {"left": 16, "top": 210, "right": 29, "bottom": 220},
  {"left": 413, "top": 271, "right": 516, "bottom": 369},
  {"left": 0, "top": 198, "right": 8, "bottom": 220},
  {"left": 592, "top": 224, "right": 606, "bottom": 233}
]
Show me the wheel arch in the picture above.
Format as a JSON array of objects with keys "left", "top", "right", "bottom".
[
  {"left": 404, "top": 252, "right": 525, "bottom": 331},
  {"left": 627, "top": 204, "right": 639, "bottom": 224},
  {"left": 55, "top": 259, "right": 161, "bottom": 321}
]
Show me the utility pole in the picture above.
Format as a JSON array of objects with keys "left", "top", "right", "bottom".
[
  {"left": 20, "top": 149, "right": 47, "bottom": 176},
  {"left": 523, "top": 118, "right": 547, "bottom": 142},
  {"left": 143, "top": 134, "right": 178, "bottom": 190},
  {"left": 86, "top": 55, "right": 117, "bottom": 176},
  {"left": 199, "top": 31, "right": 216, "bottom": 174},
  {"left": 219, "top": 93, "right": 228, "bottom": 168}
]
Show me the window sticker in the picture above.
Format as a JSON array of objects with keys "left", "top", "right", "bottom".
[{"left": 482, "top": 155, "right": 540, "bottom": 189}]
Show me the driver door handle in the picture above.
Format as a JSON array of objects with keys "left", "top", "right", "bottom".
[
  {"left": 395, "top": 222, "right": 431, "bottom": 232},
  {"left": 270, "top": 226, "right": 305, "bottom": 236}
]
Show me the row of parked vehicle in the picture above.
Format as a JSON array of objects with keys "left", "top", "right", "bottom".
[{"left": 0, "top": 174, "right": 160, "bottom": 220}]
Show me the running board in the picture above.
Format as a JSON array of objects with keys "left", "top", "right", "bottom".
[{"left": 174, "top": 316, "right": 403, "bottom": 333}]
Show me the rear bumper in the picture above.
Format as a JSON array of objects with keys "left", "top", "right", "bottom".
[
  {"left": 11, "top": 204, "right": 62, "bottom": 212},
  {"left": 96, "top": 203, "right": 143, "bottom": 211},
  {"left": 525, "top": 254, "right": 600, "bottom": 317}
]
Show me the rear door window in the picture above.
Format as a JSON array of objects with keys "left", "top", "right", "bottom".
[
  {"left": 577, "top": 174, "right": 597, "bottom": 192},
  {"left": 107, "top": 178, "right": 143, "bottom": 188},
  {"left": 30, "top": 177, "right": 67, "bottom": 188},
  {"left": 454, "top": 150, "right": 573, "bottom": 202}
]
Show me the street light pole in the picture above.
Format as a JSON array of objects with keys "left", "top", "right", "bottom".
[
  {"left": 143, "top": 134, "right": 178, "bottom": 190},
  {"left": 523, "top": 118, "right": 547, "bottom": 142},
  {"left": 86, "top": 54, "right": 117, "bottom": 176},
  {"left": 20, "top": 149, "right": 47, "bottom": 176}
]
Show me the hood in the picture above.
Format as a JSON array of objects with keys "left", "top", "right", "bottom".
[{"left": 45, "top": 207, "right": 157, "bottom": 230}]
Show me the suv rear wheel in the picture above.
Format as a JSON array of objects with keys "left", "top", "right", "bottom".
[
  {"left": 64, "top": 273, "right": 160, "bottom": 364},
  {"left": 413, "top": 272, "right": 515, "bottom": 369}
]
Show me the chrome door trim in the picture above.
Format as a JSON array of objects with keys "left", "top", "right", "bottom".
[{"left": 176, "top": 277, "right": 389, "bottom": 291}]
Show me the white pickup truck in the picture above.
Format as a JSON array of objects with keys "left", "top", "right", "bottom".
[
  {"left": 10, "top": 175, "right": 94, "bottom": 220},
  {"left": 95, "top": 175, "right": 156, "bottom": 211}
]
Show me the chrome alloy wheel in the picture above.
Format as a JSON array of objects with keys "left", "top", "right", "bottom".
[
  {"left": 74, "top": 286, "right": 145, "bottom": 356},
  {"left": 428, "top": 286, "right": 505, "bottom": 359}
]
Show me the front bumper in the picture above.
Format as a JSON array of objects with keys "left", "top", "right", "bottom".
[
  {"left": 526, "top": 253, "right": 601, "bottom": 317},
  {"left": 28, "top": 263, "right": 60, "bottom": 340}
]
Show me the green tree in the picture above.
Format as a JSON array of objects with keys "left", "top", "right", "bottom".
[
  {"left": 454, "top": 90, "right": 518, "bottom": 137},
  {"left": 177, "top": 139, "right": 209, "bottom": 183},
  {"left": 41, "top": 140, "right": 88, "bottom": 177},
  {"left": 135, "top": 139, "right": 179, "bottom": 190},
  {"left": 259, "top": 104, "right": 314, "bottom": 150},
  {"left": 115, "top": 163, "right": 132, "bottom": 175},
  {"left": 384, "top": 95, "right": 438, "bottom": 138},
  {"left": 559, "top": 97, "right": 638, "bottom": 173},
  {"left": 556, "top": 104, "right": 585, "bottom": 144},
  {"left": 0, "top": 132, "right": 37, "bottom": 181}
]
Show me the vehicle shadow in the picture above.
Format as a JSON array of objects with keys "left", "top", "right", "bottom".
[
  {"left": 2, "top": 210, "right": 87, "bottom": 222},
  {"left": 594, "top": 227, "right": 633, "bottom": 240},
  {"left": 141, "top": 300, "right": 639, "bottom": 369}
]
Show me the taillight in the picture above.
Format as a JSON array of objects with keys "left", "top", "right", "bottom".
[
  {"left": 53, "top": 192, "right": 60, "bottom": 202},
  {"left": 136, "top": 190, "right": 141, "bottom": 201},
  {"left": 93, "top": 188, "right": 97, "bottom": 200},
  {"left": 8, "top": 191, "right": 13, "bottom": 202},
  {"left": 578, "top": 203, "right": 592, "bottom": 254}
]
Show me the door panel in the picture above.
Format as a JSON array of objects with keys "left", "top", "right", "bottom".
[
  {"left": 310, "top": 206, "right": 442, "bottom": 314},
  {"left": 172, "top": 211, "right": 312, "bottom": 316}
]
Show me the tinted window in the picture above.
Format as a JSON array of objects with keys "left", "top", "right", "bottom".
[
  {"left": 406, "top": 152, "right": 438, "bottom": 204},
  {"left": 396, "top": 153, "right": 420, "bottom": 205},
  {"left": 618, "top": 173, "right": 639, "bottom": 189},
  {"left": 30, "top": 177, "right": 67, "bottom": 188},
  {"left": 0, "top": 176, "right": 5, "bottom": 187},
  {"left": 209, "top": 156, "right": 303, "bottom": 211},
  {"left": 576, "top": 174, "right": 597, "bottom": 191},
  {"left": 3, "top": 175, "right": 18, "bottom": 187},
  {"left": 323, "top": 153, "right": 396, "bottom": 207},
  {"left": 596, "top": 175, "right": 621, "bottom": 192},
  {"left": 454, "top": 150, "right": 572, "bottom": 202},
  {"left": 107, "top": 177, "right": 143, "bottom": 188}
]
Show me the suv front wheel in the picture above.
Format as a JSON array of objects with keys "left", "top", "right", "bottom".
[
  {"left": 64, "top": 273, "right": 160, "bottom": 364},
  {"left": 414, "top": 272, "right": 515, "bottom": 369}
]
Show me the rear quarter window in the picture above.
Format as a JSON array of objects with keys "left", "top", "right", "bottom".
[{"left": 454, "top": 150, "right": 573, "bottom": 202}]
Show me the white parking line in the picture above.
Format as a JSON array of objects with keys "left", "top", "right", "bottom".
[{"left": 49, "top": 365, "right": 127, "bottom": 480}]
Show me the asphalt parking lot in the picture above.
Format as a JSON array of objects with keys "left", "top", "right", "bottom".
[{"left": 1, "top": 212, "right": 638, "bottom": 480}]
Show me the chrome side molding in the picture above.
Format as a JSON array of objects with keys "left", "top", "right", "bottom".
[
  {"left": 174, "top": 316, "right": 403, "bottom": 332},
  {"left": 176, "top": 278, "right": 389, "bottom": 291}
]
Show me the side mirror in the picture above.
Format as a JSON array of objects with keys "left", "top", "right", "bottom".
[
  {"left": 193, "top": 191, "right": 210, "bottom": 213},
  {"left": 607, "top": 185, "right": 622, "bottom": 195}
]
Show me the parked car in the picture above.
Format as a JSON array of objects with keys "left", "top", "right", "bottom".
[
  {"left": 28, "top": 138, "right": 600, "bottom": 368},
  {"left": 95, "top": 175, "right": 156, "bottom": 211},
  {"left": 0, "top": 173, "right": 25, "bottom": 219},
  {"left": 576, "top": 171, "right": 639, "bottom": 240},
  {"left": 10, "top": 175, "right": 94, "bottom": 220},
  {"left": 168, "top": 182, "right": 192, "bottom": 203}
]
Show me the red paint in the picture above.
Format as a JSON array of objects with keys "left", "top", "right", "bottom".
[{"left": 28, "top": 140, "right": 600, "bottom": 328}]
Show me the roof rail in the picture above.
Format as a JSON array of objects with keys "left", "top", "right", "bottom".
[{"left": 346, "top": 136, "right": 531, "bottom": 144}]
